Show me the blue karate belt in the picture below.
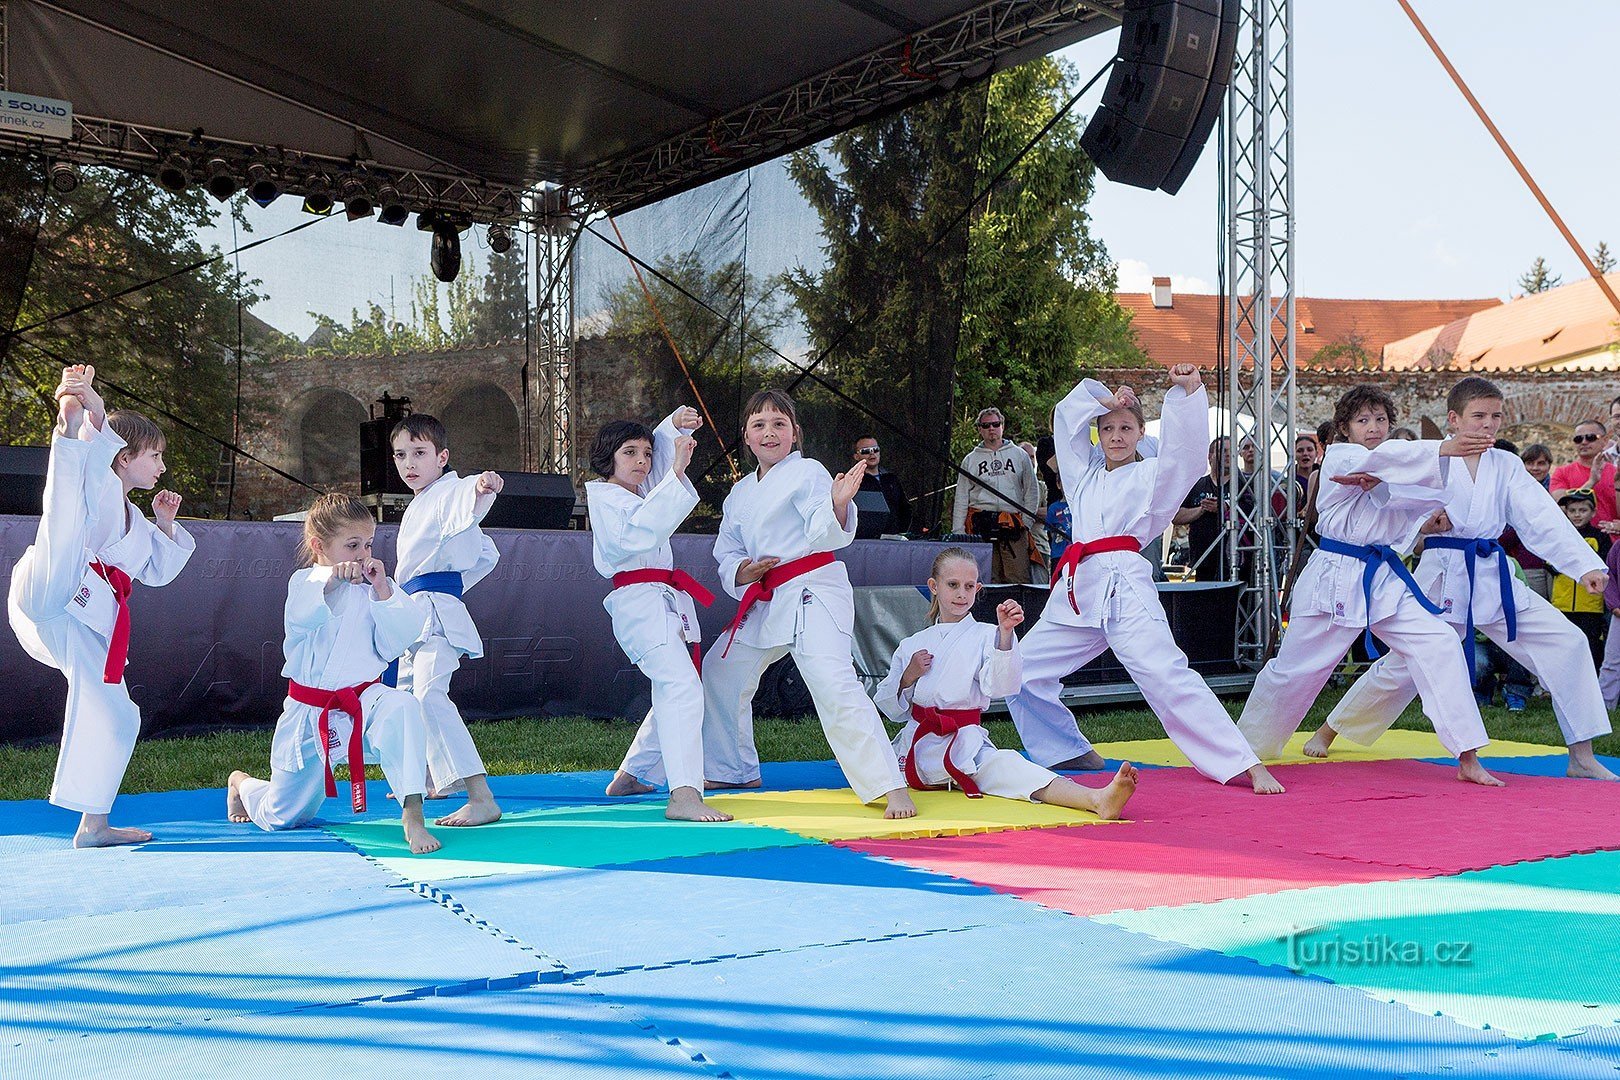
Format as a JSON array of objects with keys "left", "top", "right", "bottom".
[
  {"left": 1423, "top": 536, "right": 1518, "bottom": 685},
  {"left": 1315, "top": 535, "right": 1445, "bottom": 661},
  {"left": 382, "top": 571, "right": 464, "bottom": 687}
]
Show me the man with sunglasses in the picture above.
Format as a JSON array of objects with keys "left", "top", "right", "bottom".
[
  {"left": 951, "top": 407, "right": 1040, "bottom": 583},
  {"left": 851, "top": 436, "right": 912, "bottom": 534},
  {"left": 1551, "top": 419, "right": 1619, "bottom": 530}
]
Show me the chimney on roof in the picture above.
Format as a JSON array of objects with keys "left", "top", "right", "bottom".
[{"left": 1152, "top": 276, "right": 1173, "bottom": 309}]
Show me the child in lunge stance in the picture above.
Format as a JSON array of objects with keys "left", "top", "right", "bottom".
[
  {"left": 1235, "top": 385, "right": 1503, "bottom": 785},
  {"left": 8, "top": 365, "right": 194, "bottom": 847},
  {"left": 592, "top": 406, "right": 733, "bottom": 822},
  {"left": 1005, "top": 364, "right": 1284, "bottom": 794},
  {"left": 1310, "top": 377, "right": 1616, "bottom": 781},
  {"left": 227, "top": 494, "right": 440, "bottom": 853},
  {"left": 389, "top": 414, "right": 504, "bottom": 826},
  {"left": 682, "top": 389, "right": 917, "bottom": 818},
  {"left": 875, "top": 547, "right": 1138, "bottom": 814}
]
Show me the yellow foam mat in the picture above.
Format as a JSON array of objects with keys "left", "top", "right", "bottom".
[
  {"left": 1093, "top": 728, "right": 1564, "bottom": 769},
  {"left": 706, "top": 787, "right": 1121, "bottom": 842}
]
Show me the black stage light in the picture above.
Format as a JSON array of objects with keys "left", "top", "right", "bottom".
[
  {"left": 246, "top": 163, "right": 280, "bottom": 207},
  {"left": 302, "top": 173, "right": 334, "bottom": 215},
  {"left": 431, "top": 222, "right": 461, "bottom": 282},
  {"left": 341, "top": 176, "right": 373, "bottom": 220},
  {"left": 157, "top": 154, "right": 191, "bottom": 192},
  {"left": 487, "top": 223, "right": 512, "bottom": 254},
  {"left": 48, "top": 160, "right": 79, "bottom": 194},
  {"left": 377, "top": 184, "right": 408, "bottom": 225},
  {"left": 205, "top": 158, "right": 238, "bottom": 201}
]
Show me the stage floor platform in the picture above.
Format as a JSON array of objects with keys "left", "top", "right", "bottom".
[{"left": 5, "top": 740, "right": 1620, "bottom": 1079}]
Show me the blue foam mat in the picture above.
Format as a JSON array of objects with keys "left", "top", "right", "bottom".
[
  {"left": 426, "top": 842, "right": 1045, "bottom": 976},
  {"left": 572, "top": 911, "right": 1514, "bottom": 1080},
  {"left": 1421, "top": 754, "right": 1620, "bottom": 779},
  {"left": 1, "top": 880, "right": 546, "bottom": 1045},
  {"left": 2, "top": 982, "right": 711, "bottom": 1080}
]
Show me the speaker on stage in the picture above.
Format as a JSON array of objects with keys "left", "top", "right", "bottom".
[
  {"left": 481, "top": 472, "right": 576, "bottom": 530},
  {"left": 359, "top": 416, "right": 411, "bottom": 495},
  {"left": 0, "top": 446, "right": 47, "bottom": 515},
  {"left": 1080, "top": 0, "right": 1238, "bottom": 194},
  {"left": 852, "top": 489, "right": 893, "bottom": 540}
]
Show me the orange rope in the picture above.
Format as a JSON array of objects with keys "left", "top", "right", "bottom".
[
  {"left": 607, "top": 215, "right": 738, "bottom": 481},
  {"left": 1396, "top": 0, "right": 1620, "bottom": 319}
]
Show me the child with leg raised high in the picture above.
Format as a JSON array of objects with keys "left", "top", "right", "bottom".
[
  {"left": 1005, "top": 364, "right": 1284, "bottom": 794},
  {"left": 1310, "top": 377, "right": 1617, "bottom": 781},
  {"left": 389, "top": 414, "right": 503, "bottom": 826},
  {"left": 8, "top": 364, "right": 194, "bottom": 847},
  {"left": 592, "top": 406, "right": 733, "bottom": 821},
  {"left": 875, "top": 547, "right": 1139, "bottom": 814},
  {"left": 697, "top": 389, "right": 917, "bottom": 818},
  {"left": 1235, "top": 384, "right": 1503, "bottom": 785},
  {"left": 227, "top": 494, "right": 440, "bottom": 853}
]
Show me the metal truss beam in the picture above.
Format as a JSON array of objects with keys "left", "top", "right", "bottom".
[
  {"left": 1223, "top": 0, "right": 1295, "bottom": 666},
  {"left": 533, "top": 192, "right": 576, "bottom": 476}
]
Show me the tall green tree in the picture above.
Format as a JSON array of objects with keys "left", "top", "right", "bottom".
[
  {"left": 1518, "top": 256, "right": 1561, "bottom": 294},
  {"left": 599, "top": 250, "right": 789, "bottom": 374},
  {"left": 1593, "top": 242, "right": 1616, "bottom": 275},
  {"left": 0, "top": 162, "right": 261, "bottom": 516}
]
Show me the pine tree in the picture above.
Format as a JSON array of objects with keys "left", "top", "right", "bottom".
[
  {"left": 1518, "top": 256, "right": 1562, "bottom": 293},
  {"left": 1593, "top": 242, "right": 1616, "bottom": 275}
]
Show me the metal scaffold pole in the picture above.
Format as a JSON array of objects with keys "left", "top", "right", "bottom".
[{"left": 533, "top": 186, "right": 577, "bottom": 477}]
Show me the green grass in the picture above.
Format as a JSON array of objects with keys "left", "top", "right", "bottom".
[{"left": 2, "top": 686, "right": 1611, "bottom": 803}]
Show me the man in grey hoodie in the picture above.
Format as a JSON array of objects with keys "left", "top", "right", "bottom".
[{"left": 952, "top": 407, "right": 1041, "bottom": 583}]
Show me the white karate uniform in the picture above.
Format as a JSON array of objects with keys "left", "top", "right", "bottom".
[
  {"left": 238, "top": 567, "right": 429, "bottom": 831},
  {"left": 694, "top": 451, "right": 905, "bottom": 804},
  {"left": 7, "top": 422, "right": 194, "bottom": 815},
  {"left": 591, "top": 414, "right": 707, "bottom": 793},
  {"left": 875, "top": 617, "right": 1056, "bottom": 800},
  {"left": 1323, "top": 448, "right": 1611, "bottom": 748},
  {"left": 1237, "top": 439, "right": 1489, "bottom": 759},
  {"left": 1005, "top": 380, "right": 1260, "bottom": 784},
  {"left": 394, "top": 470, "right": 499, "bottom": 789}
]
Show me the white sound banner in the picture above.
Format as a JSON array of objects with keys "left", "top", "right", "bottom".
[{"left": 1, "top": 92, "right": 73, "bottom": 139}]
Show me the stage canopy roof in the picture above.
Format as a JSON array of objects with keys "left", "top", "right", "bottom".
[{"left": 5, "top": 0, "right": 1124, "bottom": 219}]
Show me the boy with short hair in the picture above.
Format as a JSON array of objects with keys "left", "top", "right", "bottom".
[
  {"left": 390, "top": 413, "right": 505, "bottom": 826},
  {"left": 8, "top": 365, "right": 195, "bottom": 846},
  {"left": 1550, "top": 489, "right": 1609, "bottom": 667},
  {"left": 1314, "top": 376, "right": 1617, "bottom": 781}
]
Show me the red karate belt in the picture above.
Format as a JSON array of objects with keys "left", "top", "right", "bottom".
[
  {"left": 88, "top": 560, "right": 133, "bottom": 684},
  {"left": 287, "top": 677, "right": 382, "bottom": 813},
  {"left": 719, "top": 550, "right": 836, "bottom": 657},
  {"left": 612, "top": 567, "right": 715, "bottom": 673},
  {"left": 1049, "top": 535, "right": 1140, "bottom": 614},
  {"left": 903, "top": 705, "right": 984, "bottom": 798}
]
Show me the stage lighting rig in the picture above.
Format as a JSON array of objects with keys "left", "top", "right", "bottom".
[
  {"left": 376, "top": 184, "right": 408, "bottom": 226},
  {"left": 487, "top": 223, "right": 512, "bottom": 253},
  {"left": 420, "top": 211, "right": 470, "bottom": 282},
  {"left": 205, "top": 158, "right": 239, "bottom": 201},
  {"left": 157, "top": 154, "right": 191, "bottom": 192},
  {"left": 302, "top": 173, "right": 334, "bottom": 215},
  {"left": 48, "top": 160, "right": 80, "bottom": 194},
  {"left": 341, "top": 176, "right": 373, "bottom": 220},
  {"left": 246, "top": 163, "right": 280, "bottom": 207}
]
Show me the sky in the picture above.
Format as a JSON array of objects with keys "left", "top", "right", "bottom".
[{"left": 198, "top": 0, "right": 1620, "bottom": 340}]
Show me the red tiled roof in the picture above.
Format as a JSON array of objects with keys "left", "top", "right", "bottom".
[
  {"left": 1383, "top": 272, "right": 1620, "bottom": 371},
  {"left": 1116, "top": 292, "right": 1503, "bottom": 370}
]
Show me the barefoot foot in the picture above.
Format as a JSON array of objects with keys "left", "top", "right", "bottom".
[
  {"left": 705, "top": 777, "right": 763, "bottom": 790},
  {"left": 226, "top": 771, "right": 252, "bottom": 823},
  {"left": 435, "top": 796, "right": 502, "bottom": 827},
  {"left": 1090, "top": 762, "right": 1140, "bottom": 820},
  {"left": 606, "top": 770, "right": 657, "bottom": 797},
  {"left": 665, "top": 786, "right": 732, "bottom": 822},
  {"left": 73, "top": 821, "right": 153, "bottom": 849},
  {"left": 1052, "top": 751, "right": 1108, "bottom": 771},
  {"left": 1302, "top": 727, "right": 1337, "bottom": 759},
  {"left": 1568, "top": 746, "right": 1620, "bottom": 781},
  {"left": 882, "top": 788, "right": 918, "bottom": 819},
  {"left": 1457, "top": 753, "right": 1506, "bottom": 787},
  {"left": 1248, "top": 764, "right": 1286, "bottom": 795}
]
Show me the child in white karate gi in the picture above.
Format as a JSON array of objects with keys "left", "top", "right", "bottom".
[
  {"left": 390, "top": 413, "right": 504, "bottom": 826},
  {"left": 593, "top": 406, "right": 732, "bottom": 821},
  {"left": 1310, "top": 376, "right": 1616, "bottom": 781},
  {"left": 1005, "top": 364, "right": 1284, "bottom": 793},
  {"left": 875, "top": 547, "right": 1138, "bottom": 814},
  {"left": 1235, "top": 384, "right": 1503, "bottom": 785},
  {"left": 8, "top": 365, "right": 194, "bottom": 847},
  {"left": 695, "top": 389, "right": 917, "bottom": 818},
  {"left": 227, "top": 494, "right": 440, "bottom": 854}
]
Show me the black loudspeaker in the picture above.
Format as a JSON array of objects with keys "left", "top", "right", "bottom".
[
  {"left": 359, "top": 417, "right": 410, "bottom": 495},
  {"left": 1080, "top": 0, "right": 1238, "bottom": 194},
  {"left": 852, "top": 489, "right": 893, "bottom": 539},
  {"left": 482, "top": 471, "right": 575, "bottom": 530},
  {"left": 0, "top": 445, "right": 47, "bottom": 515}
]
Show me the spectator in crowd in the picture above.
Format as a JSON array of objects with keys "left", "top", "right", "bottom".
[
  {"left": 1018, "top": 440, "right": 1050, "bottom": 585},
  {"left": 852, "top": 436, "right": 912, "bottom": 534},
  {"left": 1609, "top": 394, "right": 1620, "bottom": 434},
  {"left": 1173, "top": 436, "right": 1243, "bottom": 580},
  {"left": 1389, "top": 426, "right": 1419, "bottom": 441},
  {"left": 1035, "top": 434, "right": 1070, "bottom": 571},
  {"left": 1315, "top": 420, "right": 1336, "bottom": 449},
  {"left": 1292, "top": 433, "right": 1318, "bottom": 503},
  {"left": 1520, "top": 443, "right": 1554, "bottom": 490},
  {"left": 1551, "top": 489, "right": 1610, "bottom": 666},
  {"left": 952, "top": 407, "right": 1040, "bottom": 583},
  {"left": 1550, "top": 419, "right": 1618, "bottom": 529}
]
